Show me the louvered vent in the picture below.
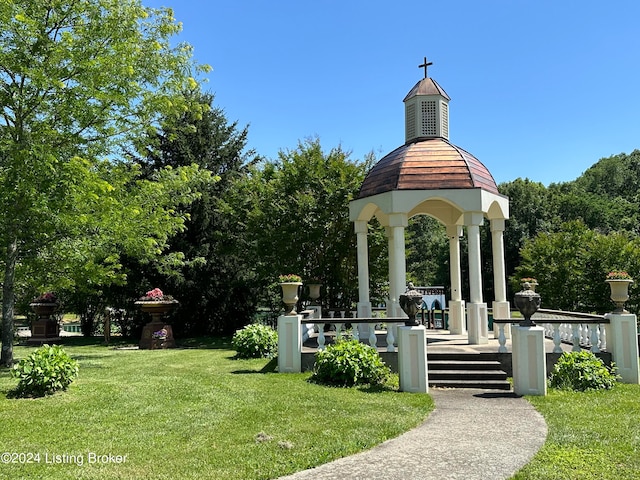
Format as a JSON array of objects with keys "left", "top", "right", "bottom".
[
  {"left": 421, "top": 100, "right": 437, "bottom": 136},
  {"left": 405, "top": 103, "right": 416, "bottom": 141},
  {"left": 441, "top": 101, "right": 449, "bottom": 140}
]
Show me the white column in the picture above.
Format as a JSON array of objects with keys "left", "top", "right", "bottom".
[
  {"left": 277, "top": 314, "right": 302, "bottom": 373},
  {"left": 605, "top": 313, "right": 640, "bottom": 384},
  {"left": 466, "top": 214, "right": 483, "bottom": 304},
  {"left": 387, "top": 213, "right": 408, "bottom": 318},
  {"left": 398, "top": 325, "right": 428, "bottom": 393},
  {"left": 386, "top": 226, "right": 395, "bottom": 318},
  {"left": 466, "top": 212, "right": 488, "bottom": 344},
  {"left": 512, "top": 325, "right": 547, "bottom": 396},
  {"left": 354, "top": 220, "right": 372, "bottom": 324},
  {"left": 447, "top": 225, "right": 463, "bottom": 302},
  {"left": 446, "top": 225, "right": 465, "bottom": 334},
  {"left": 491, "top": 219, "right": 511, "bottom": 338}
]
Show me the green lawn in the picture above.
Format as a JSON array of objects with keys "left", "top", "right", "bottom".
[
  {"left": 513, "top": 384, "right": 640, "bottom": 479},
  {"left": 3, "top": 338, "right": 639, "bottom": 480},
  {"left": 0, "top": 338, "right": 433, "bottom": 480}
]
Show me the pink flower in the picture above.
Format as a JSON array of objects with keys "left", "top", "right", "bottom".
[{"left": 145, "top": 288, "right": 164, "bottom": 299}]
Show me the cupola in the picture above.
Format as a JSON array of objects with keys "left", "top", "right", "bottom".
[{"left": 404, "top": 57, "right": 450, "bottom": 142}]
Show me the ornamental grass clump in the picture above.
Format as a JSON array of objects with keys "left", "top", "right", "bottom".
[
  {"left": 231, "top": 324, "right": 278, "bottom": 359},
  {"left": 311, "top": 339, "right": 391, "bottom": 387},
  {"left": 11, "top": 344, "right": 79, "bottom": 398},
  {"left": 549, "top": 351, "right": 619, "bottom": 391}
]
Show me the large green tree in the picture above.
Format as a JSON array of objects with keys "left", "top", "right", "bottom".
[
  {"left": 514, "top": 221, "right": 640, "bottom": 312},
  {"left": 0, "top": 0, "right": 210, "bottom": 365},
  {"left": 120, "top": 90, "right": 258, "bottom": 336},
  {"left": 238, "top": 139, "right": 387, "bottom": 312},
  {"left": 405, "top": 215, "right": 449, "bottom": 288}
]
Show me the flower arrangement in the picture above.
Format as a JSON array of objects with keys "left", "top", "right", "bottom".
[
  {"left": 606, "top": 271, "right": 633, "bottom": 280},
  {"left": 520, "top": 277, "right": 538, "bottom": 284},
  {"left": 152, "top": 328, "right": 168, "bottom": 340},
  {"left": 138, "top": 288, "right": 175, "bottom": 302},
  {"left": 31, "top": 292, "right": 58, "bottom": 304},
  {"left": 278, "top": 274, "right": 302, "bottom": 283}
]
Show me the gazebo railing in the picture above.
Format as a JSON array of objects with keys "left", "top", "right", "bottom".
[
  {"left": 300, "top": 310, "right": 405, "bottom": 352},
  {"left": 493, "top": 309, "right": 609, "bottom": 354}
]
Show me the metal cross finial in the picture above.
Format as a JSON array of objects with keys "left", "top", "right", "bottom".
[{"left": 418, "top": 56, "right": 433, "bottom": 78}]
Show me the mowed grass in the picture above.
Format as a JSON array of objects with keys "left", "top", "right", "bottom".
[
  {"left": 0, "top": 338, "right": 433, "bottom": 480},
  {"left": 512, "top": 384, "right": 640, "bottom": 479}
]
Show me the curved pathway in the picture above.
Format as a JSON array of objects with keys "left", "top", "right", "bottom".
[{"left": 278, "top": 388, "right": 547, "bottom": 480}]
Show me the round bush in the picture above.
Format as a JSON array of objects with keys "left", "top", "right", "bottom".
[
  {"left": 549, "top": 351, "right": 619, "bottom": 391},
  {"left": 232, "top": 324, "right": 278, "bottom": 359},
  {"left": 11, "top": 344, "right": 79, "bottom": 397},
  {"left": 311, "top": 339, "right": 391, "bottom": 387}
]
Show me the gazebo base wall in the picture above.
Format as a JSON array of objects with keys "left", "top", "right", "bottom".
[
  {"left": 468, "top": 302, "right": 488, "bottom": 345},
  {"left": 448, "top": 300, "right": 466, "bottom": 334}
]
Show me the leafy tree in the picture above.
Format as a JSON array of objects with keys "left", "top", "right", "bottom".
[
  {"left": 514, "top": 221, "right": 595, "bottom": 310},
  {"left": 514, "top": 221, "right": 640, "bottom": 312},
  {"left": 497, "top": 179, "right": 555, "bottom": 279},
  {"left": 406, "top": 215, "right": 449, "bottom": 289},
  {"left": 0, "top": 0, "right": 210, "bottom": 365},
  {"left": 547, "top": 182, "right": 637, "bottom": 234},
  {"left": 238, "top": 139, "right": 386, "bottom": 312}
]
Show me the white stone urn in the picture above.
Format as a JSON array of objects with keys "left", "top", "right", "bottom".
[
  {"left": 307, "top": 283, "right": 322, "bottom": 304},
  {"left": 280, "top": 282, "right": 302, "bottom": 315},
  {"left": 606, "top": 278, "right": 633, "bottom": 313}
]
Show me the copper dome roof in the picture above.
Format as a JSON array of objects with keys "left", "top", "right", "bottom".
[{"left": 357, "top": 138, "right": 499, "bottom": 199}]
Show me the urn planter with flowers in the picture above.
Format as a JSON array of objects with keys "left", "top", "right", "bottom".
[
  {"left": 135, "top": 288, "right": 178, "bottom": 349},
  {"left": 28, "top": 292, "right": 61, "bottom": 345},
  {"left": 605, "top": 271, "right": 634, "bottom": 313},
  {"left": 279, "top": 274, "right": 302, "bottom": 315},
  {"left": 520, "top": 277, "right": 538, "bottom": 292}
]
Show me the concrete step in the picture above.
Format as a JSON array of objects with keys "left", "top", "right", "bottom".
[
  {"left": 427, "top": 353, "right": 511, "bottom": 390},
  {"left": 430, "top": 379, "right": 512, "bottom": 390},
  {"left": 428, "top": 360, "right": 503, "bottom": 371},
  {"left": 429, "top": 369, "right": 508, "bottom": 381}
]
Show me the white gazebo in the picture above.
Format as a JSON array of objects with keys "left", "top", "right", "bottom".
[{"left": 349, "top": 60, "right": 510, "bottom": 344}]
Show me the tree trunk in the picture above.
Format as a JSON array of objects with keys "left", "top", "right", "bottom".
[{"left": 1, "top": 236, "right": 18, "bottom": 367}]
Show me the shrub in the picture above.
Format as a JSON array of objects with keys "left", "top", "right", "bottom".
[
  {"left": 232, "top": 323, "right": 278, "bottom": 359},
  {"left": 11, "top": 344, "right": 79, "bottom": 397},
  {"left": 549, "top": 351, "right": 619, "bottom": 391},
  {"left": 311, "top": 339, "right": 391, "bottom": 387}
]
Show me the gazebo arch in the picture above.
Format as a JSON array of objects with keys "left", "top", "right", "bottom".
[{"left": 348, "top": 63, "right": 510, "bottom": 345}]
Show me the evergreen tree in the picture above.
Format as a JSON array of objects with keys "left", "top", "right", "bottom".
[{"left": 119, "top": 91, "right": 260, "bottom": 335}]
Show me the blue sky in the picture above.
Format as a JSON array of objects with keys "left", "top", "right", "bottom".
[{"left": 144, "top": 0, "right": 640, "bottom": 186}]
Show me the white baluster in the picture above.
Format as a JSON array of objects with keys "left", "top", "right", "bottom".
[
  {"left": 561, "top": 323, "right": 569, "bottom": 343},
  {"left": 352, "top": 323, "right": 360, "bottom": 341},
  {"left": 328, "top": 311, "right": 335, "bottom": 319},
  {"left": 387, "top": 322, "right": 395, "bottom": 353},
  {"left": 498, "top": 323, "right": 507, "bottom": 353},
  {"left": 351, "top": 310, "right": 357, "bottom": 319},
  {"left": 340, "top": 311, "right": 346, "bottom": 318},
  {"left": 589, "top": 324, "right": 600, "bottom": 353},
  {"left": 317, "top": 324, "right": 326, "bottom": 350},
  {"left": 552, "top": 324, "right": 563, "bottom": 353},
  {"left": 336, "top": 323, "right": 343, "bottom": 341},
  {"left": 571, "top": 324, "right": 581, "bottom": 352},
  {"left": 581, "top": 324, "right": 589, "bottom": 347},
  {"left": 369, "top": 323, "right": 377, "bottom": 348}
]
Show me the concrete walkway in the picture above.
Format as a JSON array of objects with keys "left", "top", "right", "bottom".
[{"left": 278, "top": 388, "right": 547, "bottom": 480}]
